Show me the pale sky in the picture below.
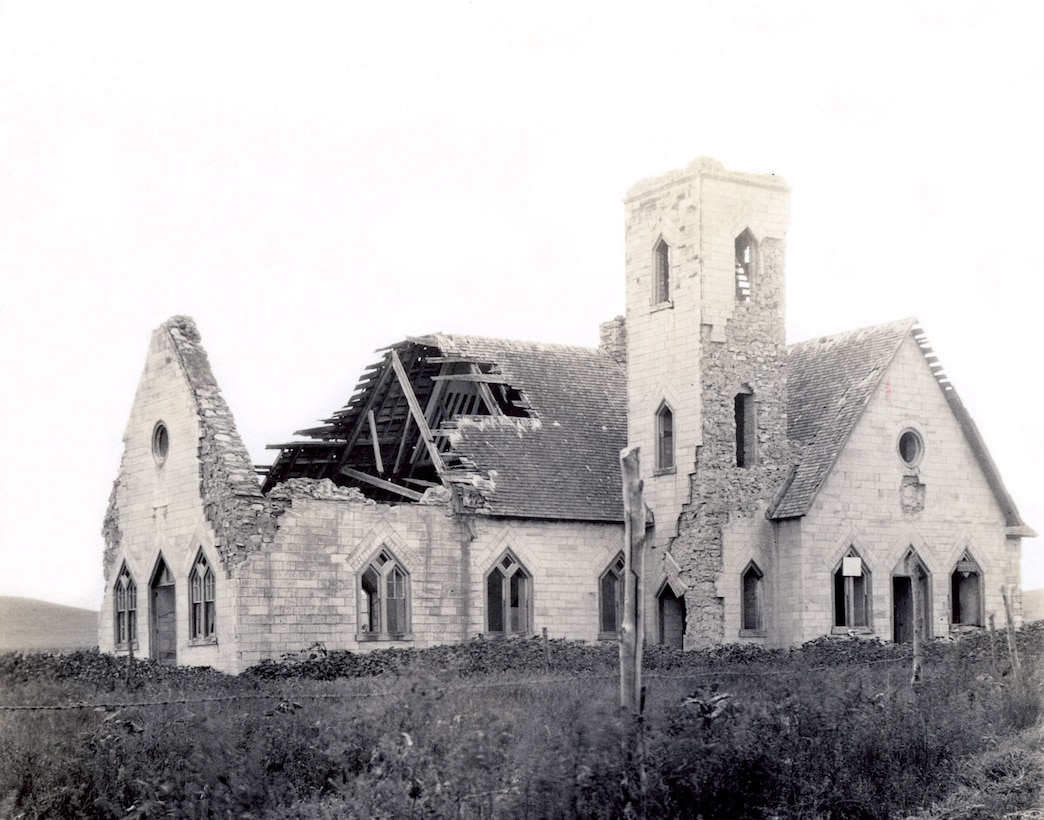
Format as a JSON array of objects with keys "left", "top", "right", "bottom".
[{"left": 1, "top": 2, "right": 1042, "bottom": 611}]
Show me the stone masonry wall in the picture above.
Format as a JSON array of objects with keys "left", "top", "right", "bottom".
[
  {"left": 671, "top": 238, "right": 794, "bottom": 647},
  {"left": 623, "top": 158, "right": 791, "bottom": 648},
  {"left": 776, "top": 333, "right": 1019, "bottom": 646},
  {"left": 99, "top": 322, "right": 229, "bottom": 667},
  {"left": 230, "top": 489, "right": 624, "bottom": 674},
  {"left": 100, "top": 317, "right": 282, "bottom": 670}
]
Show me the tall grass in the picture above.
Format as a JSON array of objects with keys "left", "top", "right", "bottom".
[{"left": 0, "top": 623, "right": 1041, "bottom": 818}]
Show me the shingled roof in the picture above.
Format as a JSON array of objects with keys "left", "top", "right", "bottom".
[
  {"left": 768, "top": 318, "right": 915, "bottom": 520},
  {"left": 261, "top": 333, "right": 627, "bottom": 522},
  {"left": 768, "top": 318, "right": 1031, "bottom": 534},
  {"left": 436, "top": 334, "right": 626, "bottom": 520},
  {"left": 261, "top": 319, "right": 1027, "bottom": 533}
]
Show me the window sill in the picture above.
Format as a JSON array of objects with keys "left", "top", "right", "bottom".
[
  {"left": 358, "top": 633, "right": 414, "bottom": 642},
  {"left": 653, "top": 466, "right": 676, "bottom": 477},
  {"left": 598, "top": 631, "right": 621, "bottom": 642},
  {"left": 831, "top": 626, "right": 874, "bottom": 636},
  {"left": 650, "top": 300, "right": 674, "bottom": 313},
  {"left": 114, "top": 642, "right": 139, "bottom": 652},
  {"left": 188, "top": 637, "right": 218, "bottom": 647},
  {"left": 738, "top": 629, "right": 766, "bottom": 638}
]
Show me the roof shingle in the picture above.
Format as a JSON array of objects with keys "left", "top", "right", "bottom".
[{"left": 768, "top": 318, "right": 916, "bottom": 520}]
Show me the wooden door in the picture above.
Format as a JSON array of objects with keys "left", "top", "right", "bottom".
[{"left": 151, "top": 559, "right": 177, "bottom": 663}]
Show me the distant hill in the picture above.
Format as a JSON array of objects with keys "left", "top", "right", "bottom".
[
  {"left": 0, "top": 596, "right": 98, "bottom": 652},
  {"left": 1024, "top": 589, "right": 1044, "bottom": 623}
]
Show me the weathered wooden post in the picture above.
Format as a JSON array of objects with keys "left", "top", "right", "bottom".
[
  {"left": 619, "top": 446, "right": 646, "bottom": 818},
  {"left": 1001, "top": 584, "right": 1022, "bottom": 684},
  {"left": 909, "top": 556, "right": 923, "bottom": 685},
  {"left": 619, "top": 445, "right": 645, "bottom": 715},
  {"left": 125, "top": 640, "right": 135, "bottom": 688}
]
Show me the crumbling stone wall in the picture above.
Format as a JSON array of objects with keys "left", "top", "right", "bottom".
[
  {"left": 99, "top": 316, "right": 283, "bottom": 666},
  {"left": 622, "top": 158, "right": 792, "bottom": 648},
  {"left": 101, "top": 480, "right": 122, "bottom": 582},
  {"left": 599, "top": 315, "right": 627, "bottom": 365},
  {"left": 164, "top": 317, "right": 283, "bottom": 569},
  {"left": 671, "top": 238, "right": 795, "bottom": 646}
]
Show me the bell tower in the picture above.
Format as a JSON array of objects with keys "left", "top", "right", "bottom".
[{"left": 622, "top": 157, "right": 792, "bottom": 646}]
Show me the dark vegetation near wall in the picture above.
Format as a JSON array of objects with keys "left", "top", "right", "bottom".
[{"left": 1, "top": 624, "right": 1042, "bottom": 819}]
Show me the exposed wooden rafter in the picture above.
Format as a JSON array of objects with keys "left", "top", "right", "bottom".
[
  {"left": 430, "top": 373, "right": 510, "bottom": 384},
  {"left": 338, "top": 467, "right": 424, "bottom": 501},
  {"left": 390, "top": 349, "right": 451, "bottom": 484},
  {"left": 333, "top": 352, "right": 396, "bottom": 473},
  {"left": 367, "top": 410, "right": 385, "bottom": 474}
]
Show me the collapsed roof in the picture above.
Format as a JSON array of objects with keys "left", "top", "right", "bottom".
[
  {"left": 260, "top": 320, "right": 1030, "bottom": 534},
  {"left": 261, "top": 334, "right": 628, "bottom": 522}
]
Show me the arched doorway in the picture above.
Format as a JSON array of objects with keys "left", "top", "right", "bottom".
[
  {"left": 150, "top": 555, "right": 177, "bottom": 663},
  {"left": 893, "top": 550, "right": 930, "bottom": 644},
  {"left": 658, "top": 584, "right": 686, "bottom": 649}
]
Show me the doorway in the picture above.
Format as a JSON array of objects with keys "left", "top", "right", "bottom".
[
  {"left": 658, "top": 586, "right": 686, "bottom": 649},
  {"left": 150, "top": 556, "right": 177, "bottom": 663},
  {"left": 892, "top": 571, "right": 930, "bottom": 644}
]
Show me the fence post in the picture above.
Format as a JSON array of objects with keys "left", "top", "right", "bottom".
[
  {"left": 910, "top": 566, "right": 923, "bottom": 685},
  {"left": 619, "top": 446, "right": 645, "bottom": 715},
  {"left": 1002, "top": 584, "right": 1022, "bottom": 684},
  {"left": 619, "top": 446, "right": 646, "bottom": 818}
]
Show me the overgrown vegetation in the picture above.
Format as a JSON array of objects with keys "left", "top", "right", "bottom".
[{"left": 1, "top": 624, "right": 1042, "bottom": 818}]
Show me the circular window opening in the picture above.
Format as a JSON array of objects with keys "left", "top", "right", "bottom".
[
  {"left": 898, "top": 429, "right": 923, "bottom": 466},
  {"left": 152, "top": 422, "right": 170, "bottom": 465}
]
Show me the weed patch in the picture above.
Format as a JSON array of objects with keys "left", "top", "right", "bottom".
[{"left": 1, "top": 626, "right": 1042, "bottom": 818}]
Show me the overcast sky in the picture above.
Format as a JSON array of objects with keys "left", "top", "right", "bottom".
[{"left": 1, "top": 2, "right": 1042, "bottom": 610}]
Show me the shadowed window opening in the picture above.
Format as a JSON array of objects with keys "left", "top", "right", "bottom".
[
  {"left": 487, "top": 552, "right": 531, "bottom": 635},
  {"left": 189, "top": 551, "right": 216, "bottom": 640},
  {"left": 735, "top": 228, "right": 757, "bottom": 301},
  {"left": 834, "top": 549, "right": 871, "bottom": 629},
  {"left": 360, "top": 549, "right": 410, "bottom": 639},
  {"left": 599, "top": 553, "right": 626, "bottom": 636},
  {"left": 654, "top": 238, "right": 671, "bottom": 304},
  {"left": 114, "top": 563, "right": 137, "bottom": 648},
  {"left": 951, "top": 552, "right": 983, "bottom": 627},
  {"left": 734, "top": 389, "right": 756, "bottom": 468},
  {"left": 741, "top": 561, "right": 763, "bottom": 632},
  {"left": 656, "top": 402, "right": 674, "bottom": 471}
]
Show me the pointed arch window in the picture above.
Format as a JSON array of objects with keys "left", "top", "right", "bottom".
[
  {"left": 951, "top": 552, "right": 983, "bottom": 627},
  {"left": 734, "top": 388, "right": 757, "bottom": 468},
  {"left": 189, "top": 551, "right": 216, "bottom": 641},
  {"left": 359, "top": 548, "right": 410, "bottom": 639},
  {"left": 740, "top": 561, "right": 764, "bottom": 634},
  {"left": 735, "top": 228, "right": 757, "bottom": 301},
  {"left": 653, "top": 238, "right": 671, "bottom": 304},
  {"left": 656, "top": 402, "right": 675, "bottom": 472},
  {"left": 487, "top": 551, "right": 531, "bottom": 635},
  {"left": 599, "top": 553, "right": 626, "bottom": 637},
  {"left": 833, "top": 549, "right": 871, "bottom": 630},
  {"left": 114, "top": 563, "right": 138, "bottom": 648}
]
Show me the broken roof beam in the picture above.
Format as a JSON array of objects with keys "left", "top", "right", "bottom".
[
  {"left": 430, "top": 373, "right": 512, "bottom": 384},
  {"left": 468, "top": 363, "right": 505, "bottom": 417},
  {"left": 367, "top": 410, "right": 385, "bottom": 474},
  {"left": 265, "top": 440, "right": 346, "bottom": 450},
  {"left": 425, "top": 355, "right": 488, "bottom": 364},
  {"left": 390, "top": 349, "right": 453, "bottom": 488},
  {"left": 339, "top": 467, "right": 424, "bottom": 501},
  {"left": 333, "top": 351, "right": 397, "bottom": 474}
]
